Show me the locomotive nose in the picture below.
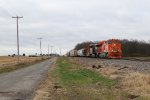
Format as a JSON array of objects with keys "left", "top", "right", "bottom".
[{"left": 112, "top": 43, "right": 120, "bottom": 52}]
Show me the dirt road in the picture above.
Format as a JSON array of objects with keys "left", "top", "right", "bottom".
[{"left": 0, "top": 57, "right": 57, "bottom": 100}]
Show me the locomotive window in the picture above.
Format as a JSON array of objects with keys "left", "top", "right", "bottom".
[
  {"left": 96, "top": 45, "right": 101, "bottom": 47},
  {"left": 113, "top": 40, "right": 120, "bottom": 43},
  {"left": 108, "top": 40, "right": 120, "bottom": 44},
  {"left": 108, "top": 41, "right": 112, "bottom": 44}
]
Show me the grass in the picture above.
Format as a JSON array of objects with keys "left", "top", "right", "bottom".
[
  {"left": 0, "top": 56, "right": 48, "bottom": 66},
  {"left": 54, "top": 57, "right": 115, "bottom": 86},
  {"left": 34, "top": 57, "right": 150, "bottom": 100},
  {"left": 56, "top": 61, "right": 114, "bottom": 87},
  {"left": 121, "top": 72, "right": 150, "bottom": 98},
  {"left": 51, "top": 57, "right": 119, "bottom": 100}
]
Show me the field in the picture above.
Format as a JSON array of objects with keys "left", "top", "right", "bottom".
[
  {"left": 0, "top": 56, "right": 48, "bottom": 66},
  {"left": 0, "top": 56, "right": 49, "bottom": 73}
]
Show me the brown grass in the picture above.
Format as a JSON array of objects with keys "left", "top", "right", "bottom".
[
  {"left": 99, "top": 67, "right": 150, "bottom": 98},
  {"left": 0, "top": 56, "right": 48, "bottom": 67},
  {"left": 98, "top": 67, "right": 119, "bottom": 79},
  {"left": 0, "top": 56, "right": 50, "bottom": 74},
  {"left": 121, "top": 72, "right": 150, "bottom": 97}
]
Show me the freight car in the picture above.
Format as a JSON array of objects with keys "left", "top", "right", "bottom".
[
  {"left": 67, "top": 49, "right": 77, "bottom": 57},
  {"left": 68, "top": 39, "right": 122, "bottom": 59},
  {"left": 77, "top": 49, "right": 85, "bottom": 56},
  {"left": 84, "top": 43, "right": 97, "bottom": 57}
]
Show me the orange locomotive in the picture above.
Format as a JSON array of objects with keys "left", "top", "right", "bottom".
[{"left": 96, "top": 39, "right": 122, "bottom": 58}]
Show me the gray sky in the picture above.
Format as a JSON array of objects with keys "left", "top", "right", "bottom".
[{"left": 0, "top": 0, "right": 150, "bottom": 55}]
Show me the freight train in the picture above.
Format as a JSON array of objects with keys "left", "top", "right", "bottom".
[{"left": 67, "top": 39, "right": 122, "bottom": 59}]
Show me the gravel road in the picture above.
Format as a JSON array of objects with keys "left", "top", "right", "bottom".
[
  {"left": 0, "top": 57, "right": 57, "bottom": 100},
  {"left": 73, "top": 57, "right": 150, "bottom": 73}
]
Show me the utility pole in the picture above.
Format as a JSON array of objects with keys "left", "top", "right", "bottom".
[
  {"left": 48, "top": 44, "right": 50, "bottom": 57},
  {"left": 51, "top": 46, "right": 53, "bottom": 54},
  {"left": 37, "top": 38, "right": 43, "bottom": 56},
  {"left": 12, "top": 16, "right": 23, "bottom": 64},
  {"left": 60, "top": 48, "right": 61, "bottom": 56}
]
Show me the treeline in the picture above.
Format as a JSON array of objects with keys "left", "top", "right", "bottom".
[
  {"left": 74, "top": 39, "right": 150, "bottom": 57},
  {"left": 75, "top": 41, "right": 93, "bottom": 50},
  {"left": 121, "top": 39, "right": 150, "bottom": 57}
]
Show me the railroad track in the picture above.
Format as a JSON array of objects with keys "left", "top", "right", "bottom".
[
  {"left": 71, "top": 57, "right": 150, "bottom": 74},
  {"left": 69, "top": 56, "right": 150, "bottom": 62},
  {"left": 79, "top": 56, "right": 150, "bottom": 62},
  {"left": 121, "top": 57, "right": 150, "bottom": 62}
]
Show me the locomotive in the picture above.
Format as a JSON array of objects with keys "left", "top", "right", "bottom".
[
  {"left": 67, "top": 39, "right": 122, "bottom": 59},
  {"left": 97, "top": 39, "right": 122, "bottom": 58}
]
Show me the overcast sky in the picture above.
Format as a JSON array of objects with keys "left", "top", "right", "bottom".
[{"left": 0, "top": 0, "right": 150, "bottom": 55}]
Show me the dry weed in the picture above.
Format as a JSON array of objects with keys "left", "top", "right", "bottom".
[
  {"left": 0, "top": 56, "right": 48, "bottom": 67},
  {"left": 121, "top": 72, "right": 150, "bottom": 97}
]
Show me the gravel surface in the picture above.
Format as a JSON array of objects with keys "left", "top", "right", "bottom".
[
  {"left": 0, "top": 57, "right": 57, "bottom": 100},
  {"left": 72, "top": 57, "right": 150, "bottom": 73}
]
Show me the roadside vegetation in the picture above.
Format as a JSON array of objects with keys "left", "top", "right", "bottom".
[
  {"left": 34, "top": 57, "right": 149, "bottom": 100},
  {"left": 0, "top": 56, "right": 50, "bottom": 74},
  {"left": 52, "top": 57, "right": 119, "bottom": 100}
]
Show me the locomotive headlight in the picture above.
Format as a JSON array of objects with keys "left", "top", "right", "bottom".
[
  {"left": 112, "top": 50, "right": 113, "bottom": 52},
  {"left": 114, "top": 44, "right": 116, "bottom": 46}
]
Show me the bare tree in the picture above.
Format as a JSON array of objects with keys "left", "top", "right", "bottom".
[
  {"left": 120, "top": 39, "right": 150, "bottom": 57},
  {"left": 74, "top": 41, "right": 93, "bottom": 50}
]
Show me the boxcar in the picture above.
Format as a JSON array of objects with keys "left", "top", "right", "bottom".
[{"left": 68, "top": 49, "right": 77, "bottom": 57}]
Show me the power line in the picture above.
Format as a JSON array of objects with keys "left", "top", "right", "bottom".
[{"left": 12, "top": 16, "right": 23, "bottom": 64}]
